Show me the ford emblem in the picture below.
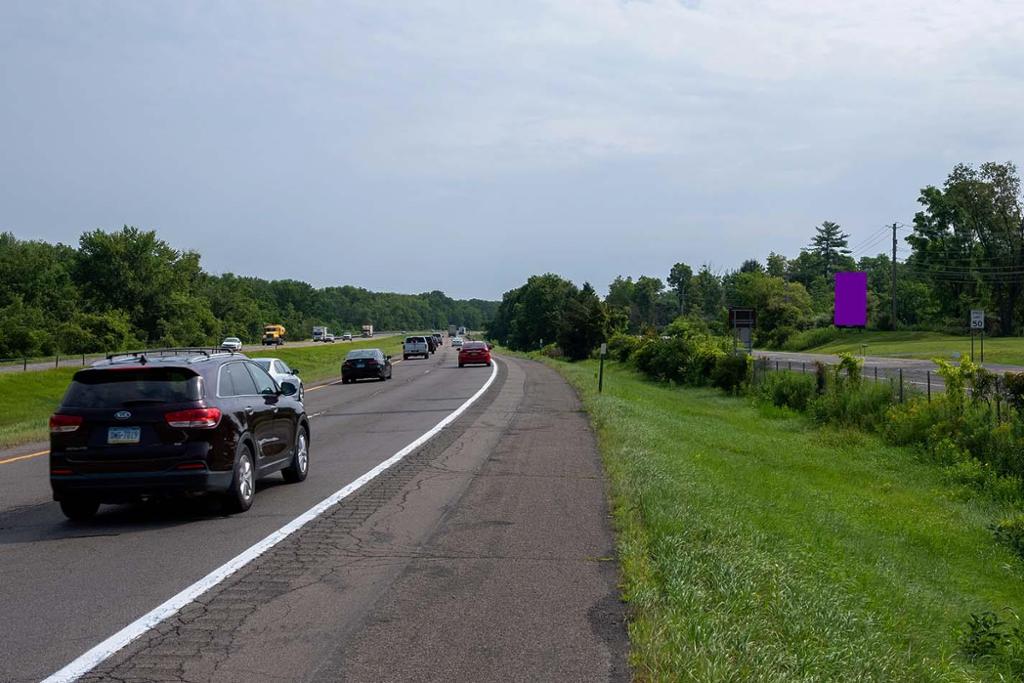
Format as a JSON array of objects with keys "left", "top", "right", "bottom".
[{"left": 114, "top": 410, "right": 132, "bottom": 420}]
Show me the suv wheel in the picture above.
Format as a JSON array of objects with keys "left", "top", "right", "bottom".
[
  {"left": 282, "top": 427, "right": 309, "bottom": 483},
  {"left": 224, "top": 446, "right": 256, "bottom": 513},
  {"left": 60, "top": 497, "right": 99, "bottom": 521}
]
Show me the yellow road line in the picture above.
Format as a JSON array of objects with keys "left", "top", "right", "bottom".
[{"left": 0, "top": 449, "right": 49, "bottom": 465}]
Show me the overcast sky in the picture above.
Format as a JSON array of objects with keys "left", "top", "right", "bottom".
[{"left": 3, "top": 1, "right": 1024, "bottom": 300}]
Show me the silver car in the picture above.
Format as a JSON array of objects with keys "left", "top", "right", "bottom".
[{"left": 252, "top": 358, "right": 304, "bottom": 401}]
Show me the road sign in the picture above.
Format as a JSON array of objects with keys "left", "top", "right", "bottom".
[
  {"left": 599, "top": 343, "right": 607, "bottom": 356},
  {"left": 970, "top": 309, "right": 984, "bottom": 330}
]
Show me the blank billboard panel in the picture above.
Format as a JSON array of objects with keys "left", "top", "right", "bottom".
[{"left": 834, "top": 271, "right": 867, "bottom": 327}]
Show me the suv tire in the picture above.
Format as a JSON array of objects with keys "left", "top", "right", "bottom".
[
  {"left": 282, "top": 427, "right": 309, "bottom": 483},
  {"left": 224, "top": 445, "right": 256, "bottom": 514},
  {"left": 60, "top": 497, "right": 99, "bottom": 521}
]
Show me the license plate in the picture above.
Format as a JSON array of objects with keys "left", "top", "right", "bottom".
[
  {"left": 356, "top": 362, "right": 365, "bottom": 368},
  {"left": 108, "top": 427, "right": 141, "bottom": 444}
]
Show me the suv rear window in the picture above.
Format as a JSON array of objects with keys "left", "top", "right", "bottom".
[
  {"left": 405, "top": 336, "right": 424, "bottom": 343},
  {"left": 62, "top": 367, "right": 202, "bottom": 407}
]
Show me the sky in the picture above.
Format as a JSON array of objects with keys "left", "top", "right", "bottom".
[{"left": 2, "top": 0, "right": 1024, "bottom": 300}]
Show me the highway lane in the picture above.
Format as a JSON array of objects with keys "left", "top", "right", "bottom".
[{"left": 0, "top": 341, "right": 493, "bottom": 682}]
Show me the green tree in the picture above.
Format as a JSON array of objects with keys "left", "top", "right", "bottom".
[
  {"left": 908, "top": 161, "right": 1024, "bottom": 335},
  {"left": 807, "top": 221, "right": 854, "bottom": 280},
  {"left": 557, "top": 283, "right": 607, "bottom": 360},
  {"left": 667, "top": 262, "right": 693, "bottom": 314}
]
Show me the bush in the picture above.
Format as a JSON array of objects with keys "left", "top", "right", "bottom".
[
  {"left": 631, "top": 331, "right": 729, "bottom": 387},
  {"left": 781, "top": 326, "right": 844, "bottom": 351},
  {"left": 607, "top": 332, "right": 640, "bottom": 362},
  {"left": 712, "top": 354, "right": 751, "bottom": 394},
  {"left": 1005, "top": 373, "right": 1024, "bottom": 413},
  {"left": 992, "top": 514, "right": 1024, "bottom": 557},
  {"left": 758, "top": 371, "right": 817, "bottom": 411},
  {"left": 539, "top": 343, "right": 563, "bottom": 359},
  {"left": 810, "top": 380, "right": 895, "bottom": 430}
]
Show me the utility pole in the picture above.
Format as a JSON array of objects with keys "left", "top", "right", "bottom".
[{"left": 891, "top": 223, "right": 898, "bottom": 329}]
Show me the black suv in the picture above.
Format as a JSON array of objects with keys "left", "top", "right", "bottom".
[{"left": 49, "top": 348, "right": 310, "bottom": 520}]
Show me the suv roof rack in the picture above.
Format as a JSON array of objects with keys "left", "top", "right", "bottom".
[{"left": 105, "top": 347, "right": 242, "bottom": 364}]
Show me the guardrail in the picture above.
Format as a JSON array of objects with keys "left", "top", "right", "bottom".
[{"left": 0, "top": 353, "right": 103, "bottom": 372}]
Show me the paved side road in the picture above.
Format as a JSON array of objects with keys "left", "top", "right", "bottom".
[
  {"left": 755, "top": 349, "right": 1024, "bottom": 392},
  {"left": 78, "top": 356, "right": 629, "bottom": 682}
]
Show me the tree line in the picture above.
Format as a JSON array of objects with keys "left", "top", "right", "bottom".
[
  {"left": 0, "top": 227, "right": 498, "bottom": 357},
  {"left": 489, "top": 161, "right": 1024, "bottom": 357}
]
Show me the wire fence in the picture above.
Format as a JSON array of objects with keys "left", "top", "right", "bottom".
[
  {"left": 753, "top": 355, "right": 1020, "bottom": 421},
  {"left": 0, "top": 353, "right": 104, "bottom": 372}
]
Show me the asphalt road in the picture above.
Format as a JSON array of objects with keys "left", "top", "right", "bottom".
[
  {"left": 0, "top": 334, "right": 400, "bottom": 374},
  {"left": 755, "top": 349, "right": 1024, "bottom": 392},
  {"left": 0, "top": 344, "right": 626, "bottom": 682}
]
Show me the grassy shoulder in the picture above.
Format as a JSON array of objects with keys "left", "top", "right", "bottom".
[
  {"left": 801, "top": 330, "right": 1024, "bottom": 366},
  {"left": 547, "top": 357, "right": 1024, "bottom": 681},
  {"left": 0, "top": 338, "right": 403, "bottom": 450}
]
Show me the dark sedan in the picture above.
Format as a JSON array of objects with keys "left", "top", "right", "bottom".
[{"left": 341, "top": 348, "right": 393, "bottom": 383}]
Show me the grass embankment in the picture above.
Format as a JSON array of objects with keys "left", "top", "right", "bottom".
[
  {"left": 551, "top": 358, "right": 1024, "bottom": 681},
  {"left": 0, "top": 338, "right": 403, "bottom": 450},
  {"left": 803, "top": 330, "right": 1024, "bottom": 366}
]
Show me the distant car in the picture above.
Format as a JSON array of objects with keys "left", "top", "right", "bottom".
[
  {"left": 425, "top": 335, "right": 438, "bottom": 354},
  {"left": 459, "top": 341, "right": 492, "bottom": 368},
  {"left": 341, "top": 333, "right": 353, "bottom": 341},
  {"left": 432, "top": 333, "right": 443, "bottom": 347},
  {"left": 252, "top": 358, "right": 304, "bottom": 401},
  {"left": 323, "top": 333, "right": 336, "bottom": 343},
  {"left": 452, "top": 337, "right": 464, "bottom": 348},
  {"left": 403, "top": 336, "right": 429, "bottom": 360},
  {"left": 342, "top": 349, "right": 393, "bottom": 383},
  {"left": 48, "top": 348, "right": 309, "bottom": 520},
  {"left": 221, "top": 337, "right": 243, "bottom": 351}
]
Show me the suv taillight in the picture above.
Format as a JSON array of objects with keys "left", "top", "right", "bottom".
[
  {"left": 165, "top": 408, "right": 222, "bottom": 429},
  {"left": 49, "top": 414, "right": 83, "bottom": 433}
]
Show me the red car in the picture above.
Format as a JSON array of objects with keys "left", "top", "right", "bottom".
[{"left": 458, "top": 341, "right": 492, "bottom": 368}]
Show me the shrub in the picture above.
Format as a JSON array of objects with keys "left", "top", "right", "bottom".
[
  {"left": 810, "top": 380, "right": 895, "bottom": 430},
  {"left": 1005, "top": 373, "right": 1024, "bottom": 413},
  {"left": 960, "top": 611, "right": 1008, "bottom": 661},
  {"left": 712, "top": 354, "right": 751, "bottom": 394},
  {"left": 539, "top": 343, "right": 563, "bottom": 359},
  {"left": 780, "top": 326, "right": 843, "bottom": 352},
  {"left": 992, "top": 514, "right": 1024, "bottom": 557},
  {"left": 607, "top": 332, "right": 640, "bottom": 362},
  {"left": 758, "top": 372, "right": 817, "bottom": 411}
]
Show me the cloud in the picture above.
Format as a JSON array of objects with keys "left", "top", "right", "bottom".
[{"left": 1, "top": 0, "right": 1023, "bottom": 298}]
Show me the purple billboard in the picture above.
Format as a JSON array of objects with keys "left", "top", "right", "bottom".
[{"left": 834, "top": 271, "right": 867, "bottom": 327}]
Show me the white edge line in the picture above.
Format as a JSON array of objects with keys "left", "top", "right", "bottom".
[{"left": 43, "top": 359, "right": 500, "bottom": 683}]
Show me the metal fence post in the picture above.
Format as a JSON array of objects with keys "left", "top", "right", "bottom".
[
  {"left": 82, "top": 353, "right": 86, "bottom": 367},
  {"left": 874, "top": 367, "right": 878, "bottom": 382},
  {"left": 55, "top": 354, "right": 59, "bottom": 369},
  {"left": 775, "top": 360, "right": 779, "bottom": 372},
  {"left": 23, "top": 357, "right": 27, "bottom": 371},
  {"left": 802, "top": 362, "right": 806, "bottom": 373},
  {"left": 899, "top": 368, "right": 904, "bottom": 403},
  {"left": 788, "top": 361, "right": 792, "bottom": 372},
  {"left": 927, "top": 371, "right": 931, "bottom": 402}
]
